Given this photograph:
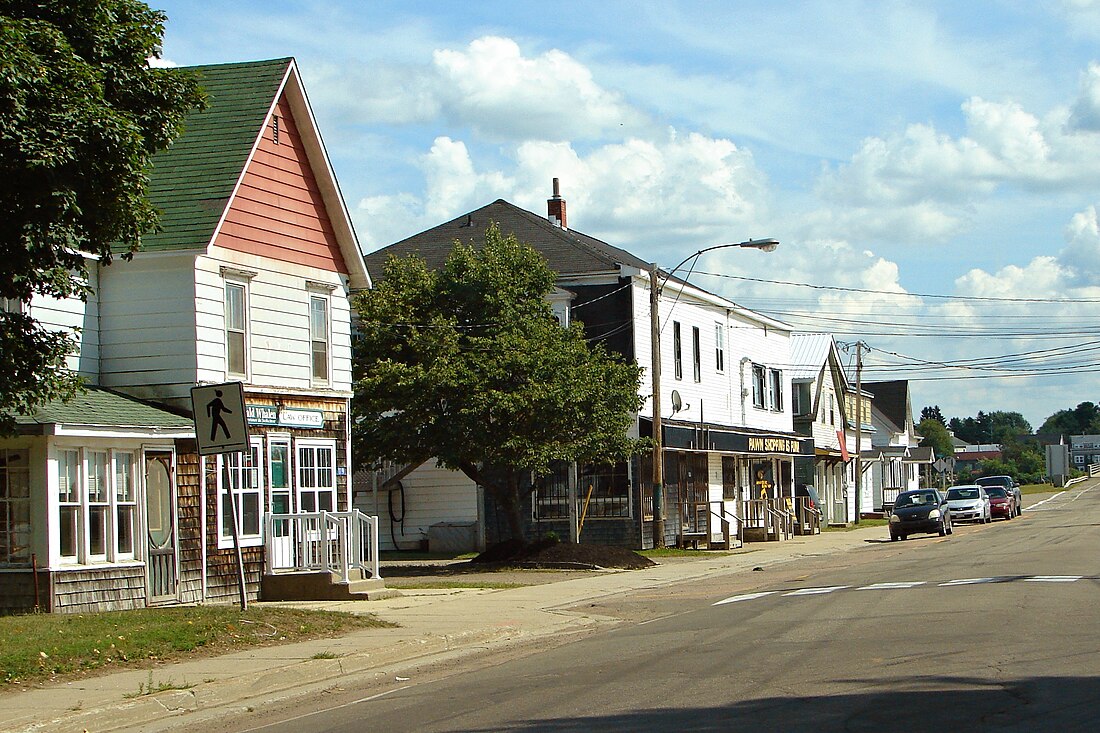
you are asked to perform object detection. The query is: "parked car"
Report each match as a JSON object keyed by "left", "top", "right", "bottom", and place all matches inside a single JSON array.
[
  {"left": 889, "top": 489, "right": 952, "bottom": 541},
  {"left": 982, "top": 486, "right": 1017, "bottom": 520},
  {"left": 945, "top": 485, "right": 991, "bottom": 524},
  {"left": 975, "top": 475, "right": 1023, "bottom": 517}
]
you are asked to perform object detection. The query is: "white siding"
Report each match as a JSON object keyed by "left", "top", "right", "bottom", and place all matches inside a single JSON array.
[
  {"left": 195, "top": 248, "right": 354, "bottom": 394},
  {"left": 97, "top": 252, "right": 198, "bottom": 405},
  {"left": 630, "top": 274, "right": 794, "bottom": 434},
  {"left": 353, "top": 463, "right": 478, "bottom": 552},
  {"left": 26, "top": 267, "right": 100, "bottom": 379}
]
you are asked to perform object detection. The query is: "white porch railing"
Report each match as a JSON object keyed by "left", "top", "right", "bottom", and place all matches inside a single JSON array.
[{"left": 264, "top": 510, "right": 381, "bottom": 582}]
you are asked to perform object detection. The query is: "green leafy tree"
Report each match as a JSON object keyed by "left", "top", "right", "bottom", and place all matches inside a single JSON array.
[
  {"left": 352, "top": 225, "right": 646, "bottom": 543},
  {"left": 986, "top": 411, "right": 1032, "bottom": 442},
  {"left": 1039, "top": 401, "right": 1100, "bottom": 436},
  {"left": 0, "top": 1, "right": 203, "bottom": 432},
  {"left": 918, "top": 417, "right": 953, "bottom": 458}
]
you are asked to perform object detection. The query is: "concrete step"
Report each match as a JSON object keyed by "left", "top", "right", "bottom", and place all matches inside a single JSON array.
[{"left": 261, "top": 570, "right": 401, "bottom": 602}]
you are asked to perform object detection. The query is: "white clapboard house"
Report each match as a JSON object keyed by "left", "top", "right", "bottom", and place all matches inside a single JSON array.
[
  {"left": 359, "top": 183, "right": 814, "bottom": 551},
  {"left": 0, "top": 58, "right": 376, "bottom": 613}
]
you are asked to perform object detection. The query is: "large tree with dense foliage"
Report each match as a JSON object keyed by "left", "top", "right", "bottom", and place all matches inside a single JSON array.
[
  {"left": 1038, "top": 401, "right": 1100, "bottom": 437},
  {"left": 352, "top": 225, "right": 646, "bottom": 542},
  {"left": 918, "top": 417, "right": 953, "bottom": 458},
  {"left": 0, "top": 1, "right": 203, "bottom": 432},
  {"left": 920, "top": 405, "right": 946, "bottom": 425},
  {"left": 949, "top": 410, "right": 1031, "bottom": 445}
]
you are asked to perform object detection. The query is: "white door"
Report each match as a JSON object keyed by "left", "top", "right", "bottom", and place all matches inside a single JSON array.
[
  {"left": 267, "top": 438, "right": 294, "bottom": 569},
  {"left": 144, "top": 450, "right": 177, "bottom": 603}
]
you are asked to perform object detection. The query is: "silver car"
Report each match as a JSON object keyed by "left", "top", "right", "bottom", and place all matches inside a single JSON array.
[{"left": 945, "top": 485, "right": 991, "bottom": 523}]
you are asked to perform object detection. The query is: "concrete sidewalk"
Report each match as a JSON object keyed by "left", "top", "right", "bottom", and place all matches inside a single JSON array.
[{"left": 0, "top": 515, "right": 981, "bottom": 733}]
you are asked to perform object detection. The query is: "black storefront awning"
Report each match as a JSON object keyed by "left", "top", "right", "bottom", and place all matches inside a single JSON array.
[{"left": 639, "top": 417, "right": 814, "bottom": 456}]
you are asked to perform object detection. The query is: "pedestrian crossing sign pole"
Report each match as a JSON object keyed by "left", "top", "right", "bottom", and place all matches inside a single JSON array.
[{"left": 190, "top": 382, "right": 251, "bottom": 610}]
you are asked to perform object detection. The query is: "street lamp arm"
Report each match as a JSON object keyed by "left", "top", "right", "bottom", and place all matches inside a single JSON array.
[{"left": 658, "top": 238, "right": 780, "bottom": 289}]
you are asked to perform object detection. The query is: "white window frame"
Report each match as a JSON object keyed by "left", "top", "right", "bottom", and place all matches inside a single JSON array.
[
  {"left": 224, "top": 277, "right": 250, "bottom": 380},
  {"left": 295, "top": 438, "right": 337, "bottom": 514},
  {"left": 673, "top": 321, "right": 683, "bottom": 380},
  {"left": 1, "top": 297, "right": 23, "bottom": 314},
  {"left": 54, "top": 447, "right": 138, "bottom": 565},
  {"left": 57, "top": 448, "right": 81, "bottom": 564},
  {"left": 692, "top": 326, "right": 701, "bottom": 383},
  {"left": 114, "top": 451, "right": 137, "bottom": 560},
  {"left": 217, "top": 438, "right": 265, "bottom": 549},
  {"left": 714, "top": 323, "right": 725, "bottom": 373},
  {"left": 751, "top": 363, "right": 766, "bottom": 409},
  {"left": 768, "top": 368, "right": 784, "bottom": 412},
  {"left": 309, "top": 293, "right": 331, "bottom": 385},
  {"left": 85, "top": 450, "right": 110, "bottom": 562}
]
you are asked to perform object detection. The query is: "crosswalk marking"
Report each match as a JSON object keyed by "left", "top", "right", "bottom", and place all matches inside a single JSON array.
[
  {"left": 714, "top": 591, "right": 776, "bottom": 605},
  {"left": 714, "top": 575, "right": 1088, "bottom": 607},
  {"left": 783, "top": 586, "right": 850, "bottom": 596},
  {"left": 857, "top": 581, "right": 926, "bottom": 590}
]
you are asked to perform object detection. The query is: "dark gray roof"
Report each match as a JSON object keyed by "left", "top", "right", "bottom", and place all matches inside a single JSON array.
[
  {"left": 363, "top": 199, "right": 653, "bottom": 280},
  {"left": 864, "top": 380, "right": 911, "bottom": 435}
]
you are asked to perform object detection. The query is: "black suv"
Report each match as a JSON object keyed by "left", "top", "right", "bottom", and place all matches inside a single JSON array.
[{"left": 975, "top": 475, "right": 1023, "bottom": 517}]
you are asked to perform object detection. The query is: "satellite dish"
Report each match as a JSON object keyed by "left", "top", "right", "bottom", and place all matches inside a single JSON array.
[{"left": 671, "top": 390, "right": 686, "bottom": 414}]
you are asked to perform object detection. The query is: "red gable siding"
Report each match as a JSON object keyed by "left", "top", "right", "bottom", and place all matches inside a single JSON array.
[{"left": 215, "top": 94, "right": 349, "bottom": 274}]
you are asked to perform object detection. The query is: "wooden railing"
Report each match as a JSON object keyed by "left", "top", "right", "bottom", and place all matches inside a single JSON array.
[{"left": 793, "top": 497, "right": 821, "bottom": 535}]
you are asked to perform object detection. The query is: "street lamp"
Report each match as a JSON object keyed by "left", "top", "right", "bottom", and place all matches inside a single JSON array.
[{"left": 649, "top": 238, "right": 779, "bottom": 548}]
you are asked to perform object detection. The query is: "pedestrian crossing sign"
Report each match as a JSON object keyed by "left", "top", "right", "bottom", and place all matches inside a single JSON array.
[{"left": 190, "top": 382, "right": 249, "bottom": 456}]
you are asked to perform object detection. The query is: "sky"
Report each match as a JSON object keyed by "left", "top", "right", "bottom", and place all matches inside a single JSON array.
[{"left": 152, "top": 0, "right": 1100, "bottom": 431}]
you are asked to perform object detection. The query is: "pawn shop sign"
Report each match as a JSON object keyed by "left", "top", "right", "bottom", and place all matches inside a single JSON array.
[{"left": 190, "top": 382, "right": 250, "bottom": 456}]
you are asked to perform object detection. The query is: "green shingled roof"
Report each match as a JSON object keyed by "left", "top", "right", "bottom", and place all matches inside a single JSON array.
[
  {"left": 16, "top": 387, "right": 195, "bottom": 431},
  {"left": 130, "top": 58, "right": 293, "bottom": 254}
]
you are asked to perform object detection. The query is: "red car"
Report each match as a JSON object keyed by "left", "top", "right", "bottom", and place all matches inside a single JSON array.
[{"left": 984, "top": 486, "right": 1017, "bottom": 520}]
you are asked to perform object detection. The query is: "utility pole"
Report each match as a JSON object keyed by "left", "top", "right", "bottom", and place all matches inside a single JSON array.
[
  {"left": 854, "top": 342, "right": 863, "bottom": 525},
  {"left": 650, "top": 264, "right": 665, "bottom": 547}
]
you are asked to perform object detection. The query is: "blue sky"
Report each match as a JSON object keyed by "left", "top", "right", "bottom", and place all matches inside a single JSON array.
[{"left": 154, "top": 1, "right": 1100, "bottom": 430}]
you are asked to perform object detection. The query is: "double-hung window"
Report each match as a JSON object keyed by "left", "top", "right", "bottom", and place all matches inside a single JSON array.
[
  {"left": 768, "top": 368, "right": 784, "bottom": 412},
  {"left": 673, "top": 321, "right": 683, "bottom": 380},
  {"left": 692, "top": 326, "right": 701, "bottom": 383},
  {"left": 219, "top": 440, "right": 263, "bottom": 547},
  {"left": 714, "top": 323, "right": 725, "bottom": 373},
  {"left": 310, "top": 294, "right": 330, "bottom": 384},
  {"left": 1, "top": 448, "right": 31, "bottom": 566},
  {"left": 752, "top": 364, "right": 766, "bottom": 408},
  {"left": 55, "top": 448, "right": 137, "bottom": 563},
  {"left": 224, "top": 280, "right": 249, "bottom": 378},
  {"left": 297, "top": 440, "right": 336, "bottom": 513}
]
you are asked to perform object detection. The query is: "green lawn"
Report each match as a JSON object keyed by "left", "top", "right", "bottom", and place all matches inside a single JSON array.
[
  {"left": 1021, "top": 483, "right": 1065, "bottom": 495},
  {"left": 0, "top": 605, "right": 391, "bottom": 686}
]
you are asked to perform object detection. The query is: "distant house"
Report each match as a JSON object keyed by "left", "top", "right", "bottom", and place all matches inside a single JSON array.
[
  {"left": 953, "top": 443, "right": 1003, "bottom": 474},
  {"left": 859, "top": 380, "right": 931, "bottom": 513},
  {"left": 1068, "top": 435, "right": 1100, "bottom": 470},
  {"left": 789, "top": 333, "right": 857, "bottom": 525},
  {"left": 0, "top": 58, "right": 372, "bottom": 613},
  {"left": 360, "top": 184, "right": 813, "bottom": 550}
]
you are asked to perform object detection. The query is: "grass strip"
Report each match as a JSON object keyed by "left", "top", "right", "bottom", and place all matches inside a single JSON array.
[{"left": 1, "top": 605, "right": 391, "bottom": 686}]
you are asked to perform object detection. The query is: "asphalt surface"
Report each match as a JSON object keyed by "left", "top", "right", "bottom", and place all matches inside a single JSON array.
[{"left": 1, "top": 485, "right": 1092, "bottom": 733}]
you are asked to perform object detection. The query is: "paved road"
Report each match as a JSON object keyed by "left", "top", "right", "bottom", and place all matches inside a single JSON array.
[{"left": 231, "top": 488, "right": 1100, "bottom": 732}]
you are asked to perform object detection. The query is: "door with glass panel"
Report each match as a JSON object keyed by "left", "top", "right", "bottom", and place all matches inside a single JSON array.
[
  {"left": 297, "top": 442, "right": 336, "bottom": 569},
  {"left": 267, "top": 438, "right": 294, "bottom": 569},
  {"left": 144, "top": 450, "right": 177, "bottom": 603}
]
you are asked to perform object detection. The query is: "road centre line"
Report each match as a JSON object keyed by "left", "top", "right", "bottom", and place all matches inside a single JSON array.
[
  {"left": 1023, "top": 575, "right": 1083, "bottom": 582},
  {"left": 714, "top": 591, "right": 775, "bottom": 605},
  {"left": 857, "top": 582, "right": 926, "bottom": 590},
  {"left": 939, "top": 578, "right": 1001, "bottom": 586},
  {"left": 783, "top": 586, "right": 850, "bottom": 596}
]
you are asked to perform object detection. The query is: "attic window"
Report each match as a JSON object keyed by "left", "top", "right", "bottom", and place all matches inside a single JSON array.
[{"left": 272, "top": 115, "right": 279, "bottom": 145}]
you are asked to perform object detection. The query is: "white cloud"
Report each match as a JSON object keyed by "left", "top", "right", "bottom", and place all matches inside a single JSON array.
[
  {"left": 1068, "top": 62, "right": 1100, "bottom": 131},
  {"left": 326, "top": 36, "right": 650, "bottom": 142},
  {"left": 355, "top": 129, "right": 771, "bottom": 256}
]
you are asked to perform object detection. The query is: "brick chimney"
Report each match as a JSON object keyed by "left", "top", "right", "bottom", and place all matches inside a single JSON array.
[{"left": 547, "top": 178, "right": 567, "bottom": 229}]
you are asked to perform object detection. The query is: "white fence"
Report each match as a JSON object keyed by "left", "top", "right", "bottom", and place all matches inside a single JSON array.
[{"left": 264, "top": 510, "right": 381, "bottom": 582}]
